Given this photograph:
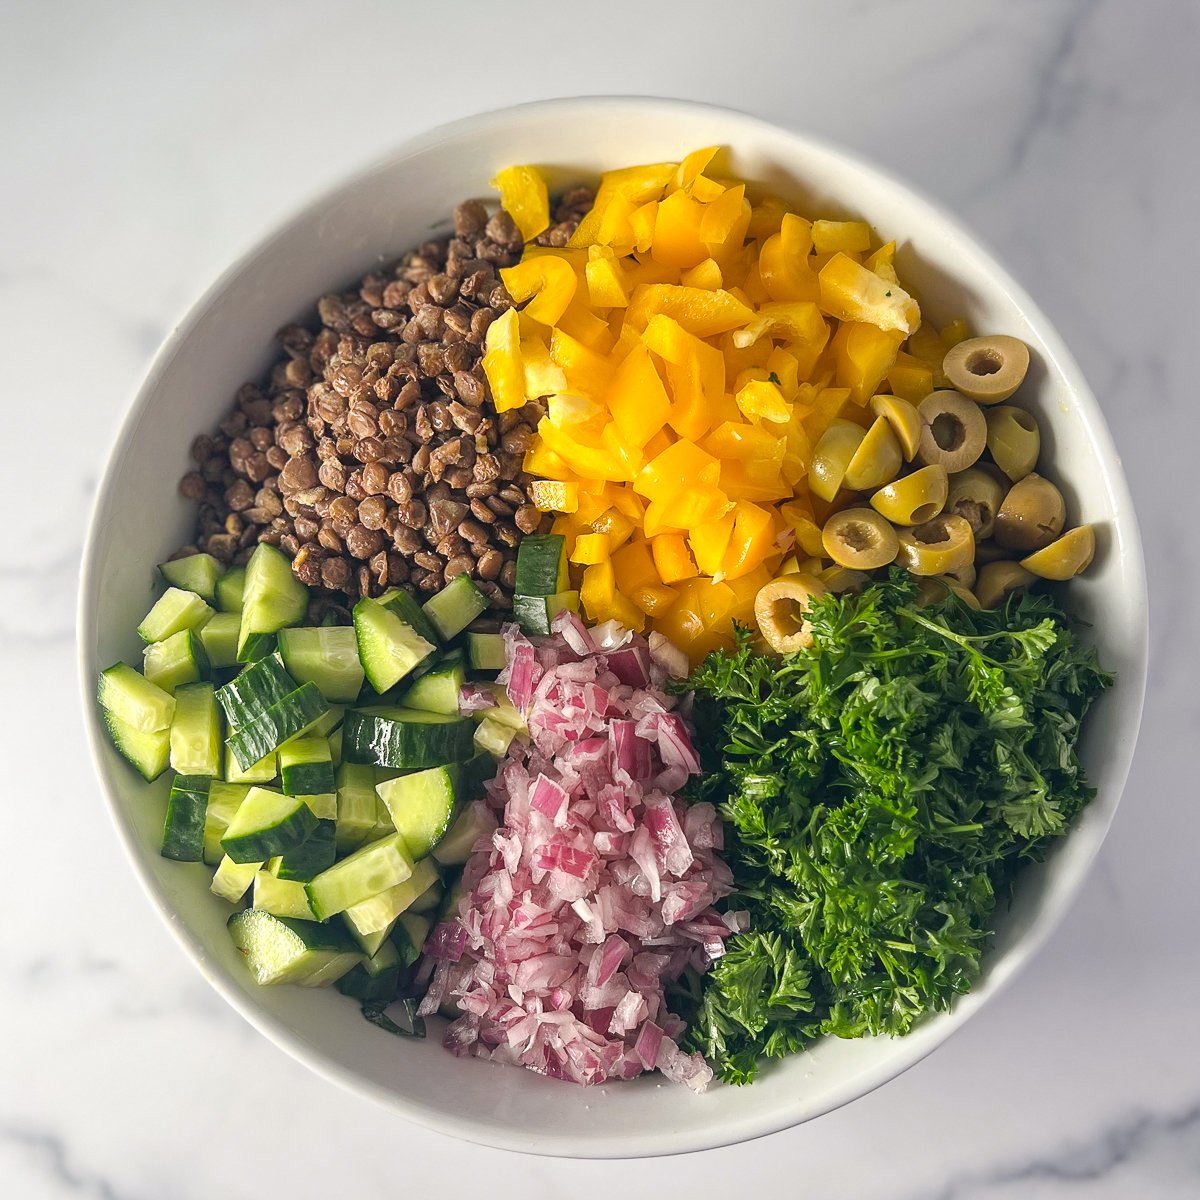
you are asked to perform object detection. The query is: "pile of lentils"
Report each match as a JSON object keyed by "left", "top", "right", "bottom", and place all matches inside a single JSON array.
[{"left": 176, "top": 188, "right": 594, "bottom": 614}]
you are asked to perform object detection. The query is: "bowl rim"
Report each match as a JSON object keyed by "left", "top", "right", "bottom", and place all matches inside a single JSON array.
[{"left": 77, "top": 94, "right": 1148, "bottom": 1158}]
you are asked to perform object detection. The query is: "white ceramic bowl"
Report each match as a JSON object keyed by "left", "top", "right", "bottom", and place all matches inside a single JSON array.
[{"left": 79, "top": 97, "right": 1147, "bottom": 1158}]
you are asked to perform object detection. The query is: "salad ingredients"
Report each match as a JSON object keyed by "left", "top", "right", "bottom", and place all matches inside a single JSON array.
[
  {"left": 418, "top": 613, "right": 738, "bottom": 1090},
  {"left": 752, "top": 575, "right": 826, "bottom": 653},
  {"left": 942, "top": 334, "right": 1030, "bottom": 404},
  {"left": 670, "top": 575, "right": 1111, "bottom": 1084}
]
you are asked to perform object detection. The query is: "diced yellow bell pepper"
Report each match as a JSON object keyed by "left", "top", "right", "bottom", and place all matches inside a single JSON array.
[
  {"left": 765, "top": 347, "right": 800, "bottom": 400},
  {"left": 941, "top": 318, "right": 971, "bottom": 348},
  {"left": 590, "top": 508, "right": 635, "bottom": 552},
  {"left": 675, "top": 146, "right": 720, "bottom": 189},
  {"left": 607, "top": 342, "right": 671, "bottom": 448},
  {"left": 630, "top": 584, "right": 678, "bottom": 616},
  {"left": 700, "top": 184, "right": 751, "bottom": 261},
  {"left": 490, "top": 165, "right": 550, "bottom": 242},
  {"left": 556, "top": 299, "right": 615, "bottom": 353},
  {"left": 570, "top": 532, "right": 611, "bottom": 565},
  {"left": 538, "top": 419, "right": 634, "bottom": 482},
  {"left": 482, "top": 307, "right": 526, "bottom": 413},
  {"left": 832, "top": 321, "right": 906, "bottom": 405},
  {"left": 612, "top": 539, "right": 658, "bottom": 594},
  {"left": 732, "top": 300, "right": 831, "bottom": 357},
  {"left": 626, "top": 284, "right": 754, "bottom": 338},
  {"left": 521, "top": 335, "right": 567, "bottom": 398},
  {"left": 886, "top": 350, "right": 934, "bottom": 402},
  {"left": 623, "top": 254, "right": 678, "bottom": 289},
  {"left": 719, "top": 502, "right": 776, "bottom": 581},
  {"left": 597, "top": 194, "right": 637, "bottom": 253},
  {"left": 864, "top": 240, "right": 898, "bottom": 284},
  {"left": 574, "top": 483, "right": 613, "bottom": 525},
  {"left": 580, "top": 558, "right": 615, "bottom": 614},
  {"left": 680, "top": 258, "right": 723, "bottom": 290},
  {"left": 719, "top": 462, "right": 790, "bottom": 503},
  {"left": 547, "top": 391, "right": 604, "bottom": 431},
  {"left": 801, "top": 385, "right": 853, "bottom": 444},
  {"left": 817, "top": 253, "right": 920, "bottom": 336},
  {"left": 701, "top": 420, "right": 782, "bottom": 462},
  {"left": 651, "top": 190, "right": 708, "bottom": 269},
  {"left": 735, "top": 378, "right": 791, "bottom": 423},
  {"left": 812, "top": 219, "right": 872, "bottom": 255},
  {"left": 550, "top": 327, "right": 615, "bottom": 397},
  {"left": 634, "top": 438, "right": 720, "bottom": 503},
  {"left": 780, "top": 499, "right": 826, "bottom": 558},
  {"left": 690, "top": 176, "right": 725, "bottom": 203},
  {"left": 628, "top": 201, "right": 659, "bottom": 254},
  {"left": 643, "top": 486, "right": 732, "bottom": 538},
  {"left": 651, "top": 533, "right": 698, "bottom": 584},
  {"left": 568, "top": 162, "right": 675, "bottom": 249},
  {"left": 607, "top": 484, "right": 646, "bottom": 523},
  {"left": 523, "top": 437, "right": 572, "bottom": 481},
  {"left": 585, "top": 245, "right": 630, "bottom": 308},
  {"left": 759, "top": 213, "right": 819, "bottom": 303},
  {"left": 550, "top": 513, "right": 583, "bottom": 543},
  {"left": 907, "top": 323, "right": 952, "bottom": 388},
  {"left": 726, "top": 563, "right": 773, "bottom": 624},
  {"left": 529, "top": 479, "right": 579, "bottom": 514},
  {"left": 746, "top": 195, "right": 787, "bottom": 240},
  {"left": 688, "top": 513, "right": 736, "bottom": 577}
]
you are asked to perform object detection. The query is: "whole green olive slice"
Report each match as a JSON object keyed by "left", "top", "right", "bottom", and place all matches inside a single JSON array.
[
  {"left": 754, "top": 574, "right": 826, "bottom": 653},
  {"left": 896, "top": 513, "right": 975, "bottom": 576},
  {"left": 942, "top": 335, "right": 1030, "bottom": 404},
  {"left": 994, "top": 472, "right": 1066, "bottom": 552},
  {"left": 870, "top": 464, "right": 949, "bottom": 526},
  {"left": 809, "top": 419, "right": 866, "bottom": 503},
  {"left": 821, "top": 507, "right": 900, "bottom": 570},
  {"left": 917, "top": 390, "right": 987, "bottom": 473},
  {"left": 1020, "top": 525, "right": 1096, "bottom": 580},
  {"left": 843, "top": 416, "right": 903, "bottom": 492},
  {"left": 870, "top": 393, "right": 922, "bottom": 461}
]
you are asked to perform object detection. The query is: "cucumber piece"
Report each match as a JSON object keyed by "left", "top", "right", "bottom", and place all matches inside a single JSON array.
[
  {"left": 169, "top": 682, "right": 222, "bottom": 776},
  {"left": 97, "top": 662, "right": 175, "bottom": 733},
  {"left": 342, "top": 858, "right": 440, "bottom": 938},
  {"left": 433, "top": 800, "right": 499, "bottom": 866},
  {"left": 512, "top": 589, "right": 580, "bottom": 637},
  {"left": 158, "top": 554, "right": 222, "bottom": 605},
  {"left": 378, "top": 587, "right": 441, "bottom": 646},
  {"left": 392, "top": 912, "right": 432, "bottom": 965},
  {"left": 224, "top": 683, "right": 330, "bottom": 771},
  {"left": 204, "top": 781, "right": 248, "bottom": 864},
  {"left": 277, "top": 625, "right": 365, "bottom": 703},
  {"left": 328, "top": 724, "right": 343, "bottom": 766},
  {"left": 278, "top": 736, "right": 336, "bottom": 798},
  {"left": 376, "top": 767, "right": 458, "bottom": 860},
  {"left": 216, "top": 566, "right": 246, "bottom": 613},
  {"left": 514, "top": 533, "right": 568, "bottom": 596},
  {"left": 239, "top": 633, "right": 278, "bottom": 663},
  {"left": 274, "top": 818, "right": 336, "bottom": 881},
  {"left": 458, "top": 751, "right": 498, "bottom": 799},
  {"left": 216, "top": 655, "right": 298, "bottom": 728},
  {"left": 407, "top": 880, "right": 444, "bottom": 914},
  {"left": 101, "top": 710, "right": 171, "bottom": 781},
  {"left": 160, "top": 775, "right": 209, "bottom": 861},
  {"left": 335, "top": 763, "right": 378, "bottom": 852},
  {"left": 305, "top": 832, "right": 414, "bottom": 921},
  {"left": 199, "top": 611, "right": 241, "bottom": 669},
  {"left": 467, "top": 631, "right": 507, "bottom": 672},
  {"left": 307, "top": 704, "right": 344, "bottom": 740},
  {"left": 342, "top": 707, "right": 475, "bottom": 770},
  {"left": 252, "top": 869, "right": 315, "bottom": 920},
  {"left": 225, "top": 750, "right": 276, "bottom": 785},
  {"left": 220, "top": 785, "right": 319, "bottom": 864},
  {"left": 228, "top": 909, "right": 361, "bottom": 986},
  {"left": 237, "top": 543, "right": 308, "bottom": 662},
  {"left": 474, "top": 714, "right": 518, "bottom": 759},
  {"left": 143, "top": 629, "right": 210, "bottom": 694},
  {"left": 465, "top": 683, "right": 526, "bottom": 732},
  {"left": 353, "top": 597, "right": 437, "bottom": 693},
  {"left": 335, "top": 943, "right": 403, "bottom": 1001},
  {"left": 399, "top": 652, "right": 466, "bottom": 716},
  {"left": 421, "top": 574, "right": 487, "bottom": 642},
  {"left": 211, "top": 855, "right": 260, "bottom": 903},
  {"left": 137, "top": 587, "right": 214, "bottom": 644},
  {"left": 343, "top": 917, "right": 398, "bottom": 960}
]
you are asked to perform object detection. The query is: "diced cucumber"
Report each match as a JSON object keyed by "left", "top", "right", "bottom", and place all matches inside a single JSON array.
[
  {"left": 399, "top": 652, "right": 466, "bottom": 716},
  {"left": 160, "top": 774, "right": 209, "bottom": 861},
  {"left": 433, "top": 800, "right": 499, "bottom": 866},
  {"left": 335, "top": 945, "right": 403, "bottom": 1001},
  {"left": 138, "top": 587, "right": 214, "bottom": 644},
  {"left": 353, "top": 597, "right": 437, "bottom": 693},
  {"left": 216, "top": 566, "right": 246, "bottom": 613},
  {"left": 216, "top": 655, "right": 298, "bottom": 729},
  {"left": 370, "top": 794, "right": 397, "bottom": 841},
  {"left": 102, "top": 710, "right": 171, "bottom": 781},
  {"left": 421, "top": 574, "right": 487, "bottom": 642},
  {"left": 378, "top": 587, "right": 441, "bottom": 646},
  {"left": 169, "top": 682, "right": 222, "bottom": 776},
  {"left": 343, "top": 916, "right": 398, "bottom": 959},
  {"left": 97, "top": 662, "right": 175, "bottom": 734},
  {"left": 407, "top": 880, "right": 444, "bottom": 913},
  {"left": 239, "top": 633, "right": 278, "bottom": 662},
  {"left": 392, "top": 912, "right": 432, "bottom": 965},
  {"left": 237, "top": 543, "right": 308, "bottom": 661},
  {"left": 158, "top": 554, "right": 222, "bottom": 605},
  {"left": 273, "top": 818, "right": 337, "bottom": 881},
  {"left": 474, "top": 714, "right": 518, "bottom": 759},
  {"left": 467, "top": 631, "right": 507, "bottom": 672},
  {"left": 342, "top": 706, "right": 475, "bottom": 769},
  {"left": 252, "top": 869, "right": 315, "bottom": 920},
  {"left": 514, "top": 533, "right": 569, "bottom": 596},
  {"left": 512, "top": 589, "right": 580, "bottom": 637},
  {"left": 211, "top": 855, "right": 260, "bottom": 903},
  {"left": 343, "top": 858, "right": 440, "bottom": 939},
  {"left": 143, "top": 628, "right": 209, "bottom": 694},
  {"left": 220, "top": 785, "right": 319, "bottom": 864},
  {"left": 203, "top": 781, "right": 248, "bottom": 864},
  {"left": 305, "top": 832, "right": 414, "bottom": 921},
  {"left": 307, "top": 704, "right": 344, "bottom": 740},
  {"left": 376, "top": 767, "right": 458, "bottom": 860},
  {"left": 227, "top": 910, "right": 361, "bottom": 987},
  {"left": 277, "top": 625, "right": 365, "bottom": 703},
  {"left": 224, "top": 683, "right": 330, "bottom": 770},
  {"left": 465, "top": 683, "right": 526, "bottom": 732},
  {"left": 199, "top": 611, "right": 241, "bottom": 668},
  {"left": 458, "top": 751, "right": 498, "bottom": 800},
  {"left": 225, "top": 750, "right": 276, "bottom": 784},
  {"left": 335, "top": 763, "right": 378, "bottom": 852},
  {"left": 279, "top": 735, "right": 336, "bottom": 798}
]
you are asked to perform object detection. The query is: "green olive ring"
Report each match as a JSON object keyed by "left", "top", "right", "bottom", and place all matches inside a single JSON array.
[
  {"left": 994, "top": 472, "right": 1066, "bottom": 552},
  {"left": 754, "top": 574, "right": 827, "bottom": 653},
  {"left": 945, "top": 466, "right": 1008, "bottom": 541},
  {"left": 917, "top": 390, "right": 988, "bottom": 473},
  {"left": 809, "top": 418, "right": 867, "bottom": 503},
  {"left": 821, "top": 507, "right": 900, "bottom": 570},
  {"left": 915, "top": 576, "right": 982, "bottom": 610},
  {"left": 975, "top": 560, "right": 1036, "bottom": 608},
  {"left": 942, "top": 335, "right": 1030, "bottom": 404},
  {"left": 986, "top": 405, "right": 1041, "bottom": 482},
  {"left": 896, "top": 514, "right": 976, "bottom": 576},
  {"left": 870, "top": 464, "right": 949, "bottom": 526},
  {"left": 816, "top": 564, "right": 871, "bottom": 594},
  {"left": 870, "top": 393, "right": 922, "bottom": 461},
  {"left": 844, "top": 416, "right": 903, "bottom": 492},
  {"left": 1020, "top": 525, "right": 1096, "bottom": 580}
]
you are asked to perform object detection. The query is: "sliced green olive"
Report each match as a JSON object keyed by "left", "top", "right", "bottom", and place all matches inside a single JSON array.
[
  {"left": 816, "top": 564, "right": 871, "bottom": 593},
  {"left": 843, "top": 416, "right": 903, "bottom": 492},
  {"left": 915, "top": 576, "right": 981, "bottom": 610},
  {"left": 896, "top": 514, "right": 975, "bottom": 576},
  {"left": 944, "top": 560, "right": 977, "bottom": 590},
  {"left": 986, "top": 406, "right": 1041, "bottom": 481},
  {"left": 1020, "top": 525, "right": 1096, "bottom": 580},
  {"left": 917, "top": 390, "right": 987, "bottom": 473},
  {"left": 942, "top": 335, "right": 1030, "bottom": 404},
  {"left": 945, "top": 465, "right": 1008, "bottom": 540},
  {"left": 975, "top": 560, "right": 1036, "bottom": 608},
  {"left": 809, "top": 418, "right": 866, "bottom": 503},
  {"left": 994, "top": 473, "right": 1066, "bottom": 552},
  {"left": 870, "top": 394, "right": 922, "bottom": 461},
  {"left": 821, "top": 507, "right": 900, "bottom": 570},
  {"left": 754, "top": 574, "right": 826, "bottom": 652},
  {"left": 973, "top": 538, "right": 1010, "bottom": 565},
  {"left": 870, "top": 464, "right": 949, "bottom": 526}
]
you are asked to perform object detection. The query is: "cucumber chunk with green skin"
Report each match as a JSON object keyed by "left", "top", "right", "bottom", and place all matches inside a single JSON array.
[
  {"left": 102, "top": 708, "right": 171, "bottom": 780},
  {"left": 343, "top": 917, "right": 398, "bottom": 959},
  {"left": 306, "top": 704, "right": 344, "bottom": 740},
  {"left": 305, "top": 832, "right": 414, "bottom": 921},
  {"left": 98, "top": 662, "right": 175, "bottom": 733},
  {"left": 474, "top": 714, "right": 518, "bottom": 759},
  {"left": 158, "top": 554, "right": 223, "bottom": 605},
  {"left": 199, "top": 611, "right": 241, "bottom": 668},
  {"left": 277, "top": 625, "right": 365, "bottom": 703},
  {"left": 406, "top": 881, "right": 444, "bottom": 914},
  {"left": 335, "top": 762, "right": 378, "bottom": 852},
  {"left": 273, "top": 818, "right": 337, "bottom": 881},
  {"left": 353, "top": 597, "right": 437, "bottom": 693},
  {"left": 138, "top": 587, "right": 215, "bottom": 644},
  {"left": 278, "top": 736, "right": 336, "bottom": 798},
  {"left": 237, "top": 543, "right": 308, "bottom": 661},
  {"left": 399, "top": 652, "right": 466, "bottom": 716},
  {"left": 378, "top": 587, "right": 441, "bottom": 646},
  {"left": 458, "top": 751, "right": 499, "bottom": 800},
  {"left": 252, "top": 869, "right": 315, "bottom": 920},
  {"left": 514, "top": 533, "right": 569, "bottom": 596},
  {"left": 328, "top": 725, "right": 343, "bottom": 766},
  {"left": 238, "top": 632, "right": 278, "bottom": 663},
  {"left": 335, "top": 938, "right": 404, "bottom": 1001},
  {"left": 161, "top": 775, "right": 210, "bottom": 861},
  {"left": 211, "top": 855, "right": 260, "bottom": 903},
  {"left": 225, "top": 750, "right": 276, "bottom": 785},
  {"left": 203, "top": 781, "right": 249, "bottom": 864},
  {"left": 215, "top": 566, "right": 246, "bottom": 613},
  {"left": 433, "top": 800, "right": 499, "bottom": 866},
  {"left": 169, "top": 683, "right": 222, "bottom": 776},
  {"left": 512, "top": 589, "right": 581, "bottom": 637},
  {"left": 421, "top": 574, "right": 488, "bottom": 642},
  {"left": 342, "top": 857, "right": 440, "bottom": 938},
  {"left": 224, "top": 683, "right": 330, "bottom": 770},
  {"left": 220, "top": 785, "right": 319, "bottom": 864},
  {"left": 392, "top": 912, "right": 432, "bottom": 965},
  {"left": 143, "top": 629, "right": 210, "bottom": 694},
  {"left": 227, "top": 909, "right": 361, "bottom": 987},
  {"left": 342, "top": 707, "right": 475, "bottom": 769},
  {"left": 467, "top": 632, "right": 507, "bottom": 672},
  {"left": 465, "top": 684, "right": 526, "bottom": 732},
  {"left": 376, "top": 767, "right": 458, "bottom": 860}
]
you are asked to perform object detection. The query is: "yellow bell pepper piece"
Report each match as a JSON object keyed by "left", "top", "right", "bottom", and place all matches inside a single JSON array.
[
  {"left": 817, "top": 253, "right": 920, "bottom": 336},
  {"left": 529, "top": 479, "right": 579, "bottom": 514},
  {"left": 701, "top": 420, "right": 781, "bottom": 462},
  {"left": 691, "top": 176, "right": 725, "bottom": 203},
  {"left": 812, "top": 219, "right": 872, "bottom": 255},
  {"left": 490, "top": 165, "right": 550, "bottom": 242},
  {"left": 719, "top": 502, "right": 776, "bottom": 581},
  {"left": 759, "top": 214, "right": 819, "bottom": 303},
  {"left": 832, "top": 322, "right": 906, "bottom": 406},
  {"left": 590, "top": 508, "right": 635, "bottom": 552},
  {"left": 675, "top": 146, "right": 720, "bottom": 189},
  {"left": 652, "top": 189, "right": 709, "bottom": 269},
  {"left": 521, "top": 336, "right": 567, "bottom": 398},
  {"left": 597, "top": 194, "right": 638, "bottom": 253},
  {"left": 482, "top": 308, "right": 526, "bottom": 413},
  {"left": 732, "top": 300, "right": 831, "bottom": 356},
  {"left": 886, "top": 350, "right": 934, "bottom": 402},
  {"left": 651, "top": 534, "right": 698, "bottom": 584},
  {"left": 547, "top": 391, "right": 603, "bottom": 431},
  {"left": 780, "top": 500, "right": 826, "bottom": 558},
  {"left": 680, "top": 258, "right": 723, "bottom": 290},
  {"left": 643, "top": 487, "right": 732, "bottom": 538},
  {"left": 700, "top": 184, "right": 751, "bottom": 261},
  {"left": 606, "top": 342, "right": 671, "bottom": 448},
  {"left": 538, "top": 419, "right": 635, "bottom": 482},
  {"left": 607, "top": 484, "right": 646, "bottom": 524},
  {"left": 568, "top": 162, "right": 675, "bottom": 249},
  {"left": 580, "top": 559, "right": 615, "bottom": 614},
  {"left": 523, "top": 436, "right": 572, "bottom": 481},
  {"left": 626, "top": 284, "right": 754, "bottom": 338},
  {"left": 570, "top": 532, "right": 611, "bottom": 565},
  {"left": 765, "top": 347, "right": 800, "bottom": 400},
  {"left": 941, "top": 318, "right": 971, "bottom": 348},
  {"left": 585, "top": 245, "right": 630, "bottom": 308},
  {"left": 864, "top": 240, "right": 898, "bottom": 284},
  {"left": 628, "top": 202, "right": 659, "bottom": 254},
  {"left": 689, "top": 513, "right": 736, "bottom": 577},
  {"left": 550, "top": 327, "right": 615, "bottom": 397},
  {"left": 735, "top": 378, "right": 791, "bottom": 423},
  {"left": 801, "top": 386, "right": 853, "bottom": 444},
  {"left": 555, "top": 299, "right": 615, "bottom": 353},
  {"left": 630, "top": 584, "right": 679, "bottom": 616},
  {"left": 612, "top": 539, "right": 658, "bottom": 594},
  {"left": 634, "top": 438, "right": 720, "bottom": 504},
  {"left": 746, "top": 196, "right": 787, "bottom": 240}
]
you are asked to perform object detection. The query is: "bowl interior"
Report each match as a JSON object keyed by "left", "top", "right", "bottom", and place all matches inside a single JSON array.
[{"left": 80, "top": 98, "right": 1146, "bottom": 1158}]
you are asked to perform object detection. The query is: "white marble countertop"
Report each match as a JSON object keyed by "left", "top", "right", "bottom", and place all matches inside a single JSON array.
[{"left": 4, "top": 0, "right": 1198, "bottom": 1195}]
